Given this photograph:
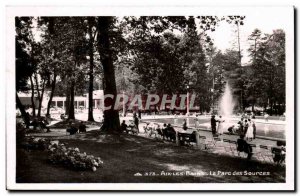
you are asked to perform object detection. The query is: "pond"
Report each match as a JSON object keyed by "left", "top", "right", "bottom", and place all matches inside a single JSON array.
[{"left": 146, "top": 117, "right": 285, "bottom": 140}]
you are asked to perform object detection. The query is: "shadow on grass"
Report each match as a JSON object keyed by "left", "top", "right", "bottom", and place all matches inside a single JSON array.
[
  {"left": 49, "top": 119, "right": 101, "bottom": 129},
  {"left": 17, "top": 130, "right": 286, "bottom": 183}
]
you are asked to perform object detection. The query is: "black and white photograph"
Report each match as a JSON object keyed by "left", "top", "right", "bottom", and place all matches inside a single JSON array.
[{"left": 5, "top": 6, "right": 295, "bottom": 191}]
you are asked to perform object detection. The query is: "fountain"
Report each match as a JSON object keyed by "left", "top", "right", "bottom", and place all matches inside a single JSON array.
[
  {"left": 219, "top": 82, "right": 235, "bottom": 117},
  {"left": 216, "top": 82, "right": 236, "bottom": 133}
]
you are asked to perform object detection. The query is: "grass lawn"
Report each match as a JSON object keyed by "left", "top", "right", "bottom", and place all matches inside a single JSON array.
[{"left": 16, "top": 130, "right": 285, "bottom": 183}]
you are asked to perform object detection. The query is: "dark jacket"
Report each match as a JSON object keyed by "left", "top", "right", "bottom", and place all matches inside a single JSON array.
[
  {"left": 237, "top": 138, "right": 251, "bottom": 153},
  {"left": 211, "top": 117, "right": 217, "bottom": 127},
  {"left": 121, "top": 123, "right": 127, "bottom": 131}
]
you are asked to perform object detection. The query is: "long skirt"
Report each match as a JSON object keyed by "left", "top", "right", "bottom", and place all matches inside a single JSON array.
[{"left": 246, "top": 126, "right": 254, "bottom": 139}]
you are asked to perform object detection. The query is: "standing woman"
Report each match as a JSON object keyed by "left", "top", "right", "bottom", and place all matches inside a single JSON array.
[
  {"left": 217, "top": 115, "right": 225, "bottom": 135},
  {"left": 245, "top": 119, "right": 254, "bottom": 141},
  {"left": 174, "top": 114, "right": 178, "bottom": 125}
]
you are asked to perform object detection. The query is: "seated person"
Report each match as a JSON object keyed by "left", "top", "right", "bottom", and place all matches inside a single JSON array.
[
  {"left": 184, "top": 131, "right": 197, "bottom": 144},
  {"left": 60, "top": 113, "right": 66, "bottom": 120},
  {"left": 166, "top": 124, "right": 176, "bottom": 141},
  {"left": 228, "top": 124, "right": 240, "bottom": 134},
  {"left": 30, "top": 118, "right": 39, "bottom": 130},
  {"left": 161, "top": 123, "right": 167, "bottom": 140},
  {"left": 227, "top": 125, "right": 234, "bottom": 134},
  {"left": 272, "top": 141, "right": 286, "bottom": 164},
  {"left": 237, "top": 135, "right": 253, "bottom": 160},
  {"left": 127, "top": 120, "right": 138, "bottom": 134},
  {"left": 156, "top": 126, "right": 164, "bottom": 138},
  {"left": 121, "top": 120, "right": 128, "bottom": 133},
  {"left": 66, "top": 121, "right": 78, "bottom": 135},
  {"left": 78, "top": 121, "right": 87, "bottom": 133},
  {"left": 40, "top": 118, "right": 50, "bottom": 132}
]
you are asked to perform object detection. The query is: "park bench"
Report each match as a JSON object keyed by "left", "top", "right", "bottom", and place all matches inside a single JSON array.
[
  {"left": 164, "top": 128, "right": 176, "bottom": 141},
  {"left": 178, "top": 131, "right": 197, "bottom": 146}
]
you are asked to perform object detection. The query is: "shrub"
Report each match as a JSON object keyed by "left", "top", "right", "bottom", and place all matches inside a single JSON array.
[{"left": 20, "top": 137, "right": 104, "bottom": 171}]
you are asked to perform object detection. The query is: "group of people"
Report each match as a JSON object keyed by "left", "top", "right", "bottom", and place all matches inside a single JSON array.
[
  {"left": 29, "top": 116, "right": 51, "bottom": 132},
  {"left": 211, "top": 114, "right": 256, "bottom": 141},
  {"left": 146, "top": 123, "right": 176, "bottom": 141},
  {"left": 235, "top": 117, "right": 256, "bottom": 141},
  {"left": 120, "top": 114, "right": 140, "bottom": 134},
  {"left": 210, "top": 114, "right": 257, "bottom": 160},
  {"left": 210, "top": 115, "right": 225, "bottom": 136},
  {"left": 161, "top": 123, "right": 177, "bottom": 141},
  {"left": 66, "top": 121, "right": 87, "bottom": 135}
]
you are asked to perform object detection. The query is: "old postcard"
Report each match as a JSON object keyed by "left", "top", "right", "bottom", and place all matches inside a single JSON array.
[{"left": 6, "top": 6, "right": 295, "bottom": 191}]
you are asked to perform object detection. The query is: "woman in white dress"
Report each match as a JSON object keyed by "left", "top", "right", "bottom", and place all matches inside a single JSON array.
[
  {"left": 174, "top": 114, "right": 178, "bottom": 125},
  {"left": 217, "top": 115, "right": 225, "bottom": 135},
  {"left": 245, "top": 119, "right": 254, "bottom": 141}
]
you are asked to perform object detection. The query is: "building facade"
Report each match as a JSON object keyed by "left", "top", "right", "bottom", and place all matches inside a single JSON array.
[{"left": 18, "top": 90, "right": 104, "bottom": 110}]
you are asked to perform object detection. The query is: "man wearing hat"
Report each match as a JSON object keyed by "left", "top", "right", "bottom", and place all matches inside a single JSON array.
[{"left": 211, "top": 115, "right": 218, "bottom": 136}]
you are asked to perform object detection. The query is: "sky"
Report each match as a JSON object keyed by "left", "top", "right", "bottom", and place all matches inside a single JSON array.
[
  {"left": 208, "top": 13, "right": 287, "bottom": 65},
  {"left": 32, "top": 13, "right": 287, "bottom": 66}
]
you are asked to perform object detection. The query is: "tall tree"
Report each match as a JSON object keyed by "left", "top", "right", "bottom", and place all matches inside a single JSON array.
[
  {"left": 15, "top": 17, "right": 35, "bottom": 126},
  {"left": 49, "top": 17, "right": 88, "bottom": 119},
  {"left": 87, "top": 17, "right": 97, "bottom": 121},
  {"left": 225, "top": 16, "right": 245, "bottom": 109},
  {"left": 38, "top": 17, "right": 61, "bottom": 117},
  {"left": 97, "top": 17, "right": 121, "bottom": 132},
  {"left": 249, "top": 30, "right": 285, "bottom": 114},
  {"left": 246, "top": 28, "right": 262, "bottom": 110}
]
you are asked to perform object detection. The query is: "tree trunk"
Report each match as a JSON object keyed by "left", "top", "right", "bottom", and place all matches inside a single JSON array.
[
  {"left": 68, "top": 81, "right": 75, "bottom": 120},
  {"left": 46, "top": 73, "right": 57, "bottom": 116},
  {"left": 65, "top": 82, "right": 70, "bottom": 115},
  {"left": 97, "top": 17, "right": 121, "bottom": 132},
  {"left": 37, "top": 79, "right": 46, "bottom": 117},
  {"left": 29, "top": 76, "right": 36, "bottom": 116},
  {"left": 16, "top": 93, "right": 30, "bottom": 127},
  {"left": 88, "top": 18, "right": 95, "bottom": 121},
  {"left": 34, "top": 72, "right": 43, "bottom": 117}
]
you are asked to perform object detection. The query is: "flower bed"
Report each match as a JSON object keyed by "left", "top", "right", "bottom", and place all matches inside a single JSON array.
[
  {"left": 21, "top": 137, "right": 104, "bottom": 171},
  {"left": 20, "top": 137, "right": 52, "bottom": 150}
]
